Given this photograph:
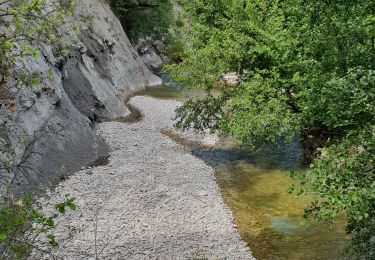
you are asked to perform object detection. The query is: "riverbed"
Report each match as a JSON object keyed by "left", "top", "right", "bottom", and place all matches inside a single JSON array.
[
  {"left": 139, "top": 83, "right": 350, "bottom": 260},
  {"left": 38, "top": 82, "right": 349, "bottom": 259},
  {"left": 38, "top": 96, "right": 252, "bottom": 259}
]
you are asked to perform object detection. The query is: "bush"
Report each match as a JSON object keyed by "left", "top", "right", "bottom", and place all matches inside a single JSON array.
[
  {"left": 166, "top": 34, "right": 185, "bottom": 63},
  {"left": 107, "top": 0, "right": 173, "bottom": 41},
  {"left": 0, "top": 196, "right": 76, "bottom": 259}
]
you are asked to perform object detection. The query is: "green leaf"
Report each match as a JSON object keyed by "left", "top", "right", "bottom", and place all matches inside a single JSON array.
[{"left": 0, "top": 233, "right": 7, "bottom": 241}]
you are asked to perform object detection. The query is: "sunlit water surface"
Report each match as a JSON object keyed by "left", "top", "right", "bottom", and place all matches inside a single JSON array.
[{"left": 139, "top": 79, "right": 350, "bottom": 260}]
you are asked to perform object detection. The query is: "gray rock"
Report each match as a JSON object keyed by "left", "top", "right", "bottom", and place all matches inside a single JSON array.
[
  {"left": 153, "top": 40, "right": 167, "bottom": 54},
  {"left": 79, "top": 46, "right": 88, "bottom": 54},
  {"left": 135, "top": 37, "right": 168, "bottom": 71},
  {"left": 1, "top": 0, "right": 162, "bottom": 194},
  {"left": 220, "top": 72, "right": 241, "bottom": 85}
]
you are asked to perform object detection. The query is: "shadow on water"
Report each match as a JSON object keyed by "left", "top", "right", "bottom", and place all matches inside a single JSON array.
[
  {"left": 191, "top": 138, "right": 302, "bottom": 171},
  {"left": 191, "top": 137, "right": 349, "bottom": 260},
  {"left": 140, "top": 80, "right": 350, "bottom": 260}
]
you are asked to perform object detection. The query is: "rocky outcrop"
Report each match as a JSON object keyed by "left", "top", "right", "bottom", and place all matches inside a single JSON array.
[
  {"left": 0, "top": 0, "right": 162, "bottom": 194},
  {"left": 136, "top": 36, "right": 169, "bottom": 71}
]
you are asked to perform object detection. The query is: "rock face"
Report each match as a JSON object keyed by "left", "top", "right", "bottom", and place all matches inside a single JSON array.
[
  {"left": 136, "top": 37, "right": 169, "bottom": 71},
  {"left": 0, "top": 0, "right": 162, "bottom": 194}
]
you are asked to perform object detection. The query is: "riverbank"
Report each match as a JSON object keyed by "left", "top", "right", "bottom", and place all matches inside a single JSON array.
[
  {"left": 137, "top": 86, "right": 350, "bottom": 260},
  {"left": 39, "top": 96, "right": 253, "bottom": 259}
]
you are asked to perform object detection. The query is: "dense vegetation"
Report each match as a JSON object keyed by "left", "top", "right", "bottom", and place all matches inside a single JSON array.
[
  {"left": 107, "top": 0, "right": 173, "bottom": 41},
  {"left": 108, "top": 0, "right": 186, "bottom": 63},
  {"left": 166, "top": 0, "right": 375, "bottom": 258},
  {"left": 0, "top": 196, "right": 76, "bottom": 259}
]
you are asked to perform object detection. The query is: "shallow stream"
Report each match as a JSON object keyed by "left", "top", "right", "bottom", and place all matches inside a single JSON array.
[{"left": 138, "top": 80, "right": 350, "bottom": 260}]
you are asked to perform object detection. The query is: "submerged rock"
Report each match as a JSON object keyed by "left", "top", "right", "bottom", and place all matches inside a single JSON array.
[{"left": 270, "top": 216, "right": 300, "bottom": 235}]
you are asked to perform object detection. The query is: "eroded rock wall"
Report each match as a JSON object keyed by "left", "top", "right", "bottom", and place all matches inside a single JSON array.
[{"left": 1, "top": 0, "right": 161, "bottom": 194}]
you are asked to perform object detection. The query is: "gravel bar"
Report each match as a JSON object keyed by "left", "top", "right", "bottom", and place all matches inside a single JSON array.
[{"left": 39, "top": 96, "right": 254, "bottom": 260}]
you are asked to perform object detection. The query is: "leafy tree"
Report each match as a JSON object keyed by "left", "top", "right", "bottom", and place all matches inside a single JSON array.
[
  {"left": 168, "top": 0, "right": 299, "bottom": 146},
  {"left": 293, "top": 126, "right": 374, "bottom": 258},
  {"left": 167, "top": 0, "right": 375, "bottom": 257},
  {"left": 107, "top": 0, "right": 173, "bottom": 40}
]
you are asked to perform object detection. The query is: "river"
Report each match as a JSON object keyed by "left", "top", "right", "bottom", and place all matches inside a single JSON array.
[{"left": 138, "top": 80, "right": 350, "bottom": 260}]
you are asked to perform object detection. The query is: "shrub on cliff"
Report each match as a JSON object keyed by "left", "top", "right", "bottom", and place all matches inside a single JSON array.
[
  {"left": 0, "top": 0, "right": 76, "bottom": 111},
  {"left": 0, "top": 1, "right": 78, "bottom": 258}
]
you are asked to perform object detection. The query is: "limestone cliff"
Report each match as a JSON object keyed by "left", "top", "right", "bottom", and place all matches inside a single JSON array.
[{"left": 1, "top": 0, "right": 162, "bottom": 194}]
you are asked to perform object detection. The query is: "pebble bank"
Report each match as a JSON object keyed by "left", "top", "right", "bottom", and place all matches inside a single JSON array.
[{"left": 39, "top": 96, "right": 254, "bottom": 260}]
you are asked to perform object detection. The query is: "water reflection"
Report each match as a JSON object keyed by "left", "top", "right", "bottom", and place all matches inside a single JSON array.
[{"left": 194, "top": 138, "right": 349, "bottom": 260}]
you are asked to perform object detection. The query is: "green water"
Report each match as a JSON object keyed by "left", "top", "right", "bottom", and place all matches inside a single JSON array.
[
  {"left": 137, "top": 85, "right": 210, "bottom": 101},
  {"left": 137, "top": 73, "right": 221, "bottom": 101},
  {"left": 139, "top": 81, "right": 350, "bottom": 260},
  {"left": 195, "top": 138, "right": 349, "bottom": 260}
]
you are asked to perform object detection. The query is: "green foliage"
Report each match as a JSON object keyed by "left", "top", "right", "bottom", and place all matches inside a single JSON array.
[
  {"left": 294, "top": 128, "right": 374, "bottom": 224},
  {"left": 0, "top": 0, "right": 75, "bottom": 66},
  {"left": 226, "top": 79, "right": 298, "bottom": 147},
  {"left": 174, "top": 92, "right": 228, "bottom": 133},
  {"left": 0, "top": 0, "right": 75, "bottom": 109},
  {"left": 166, "top": 0, "right": 299, "bottom": 146},
  {"left": 300, "top": 68, "right": 375, "bottom": 132},
  {"left": 108, "top": 0, "right": 140, "bottom": 13},
  {"left": 294, "top": 127, "right": 375, "bottom": 258},
  {"left": 55, "top": 198, "right": 76, "bottom": 214},
  {"left": 168, "top": 0, "right": 375, "bottom": 257},
  {"left": 166, "top": 34, "right": 185, "bottom": 63},
  {"left": 167, "top": 0, "right": 374, "bottom": 141},
  {"left": 107, "top": 0, "right": 173, "bottom": 41},
  {"left": 0, "top": 196, "right": 76, "bottom": 259},
  {"left": 347, "top": 215, "right": 375, "bottom": 259}
]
